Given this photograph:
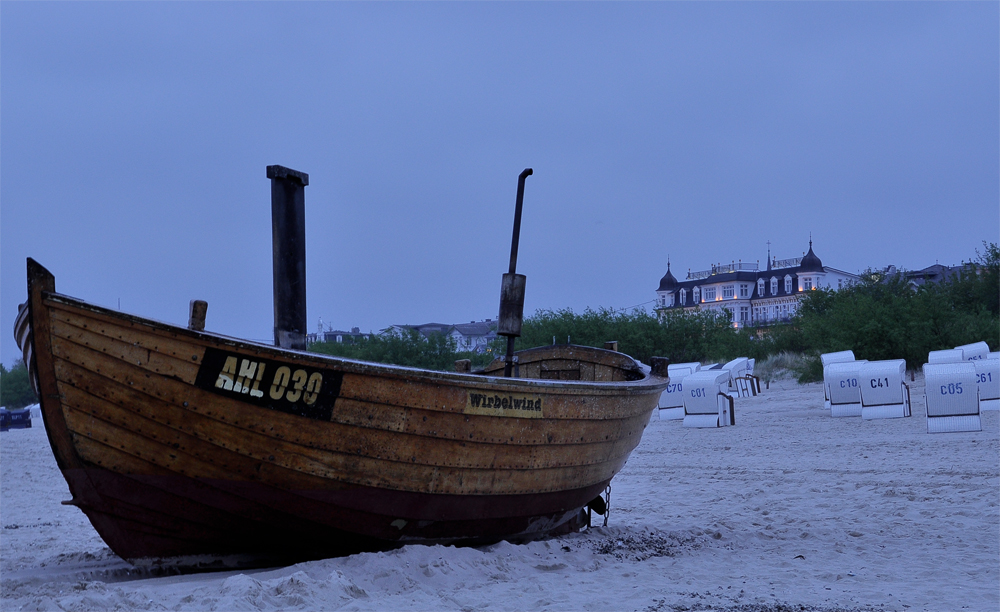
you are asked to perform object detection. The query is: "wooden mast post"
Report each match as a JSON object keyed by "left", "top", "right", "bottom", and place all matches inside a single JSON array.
[{"left": 267, "top": 165, "right": 309, "bottom": 351}]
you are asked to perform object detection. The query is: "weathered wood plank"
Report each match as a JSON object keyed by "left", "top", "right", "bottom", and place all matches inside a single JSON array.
[
  {"left": 53, "top": 351, "right": 644, "bottom": 495},
  {"left": 49, "top": 325, "right": 651, "bottom": 445},
  {"left": 52, "top": 320, "right": 198, "bottom": 382},
  {"left": 338, "top": 371, "right": 655, "bottom": 421},
  {"left": 62, "top": 385, "right": 342, "bottom": 490},
  {"left": 50, "top": 299, "right": 657, "bottom": 422},
  {"left": 58, "top": 357, "right": 641, "bottom": 480},
  {"left": 329, "top": 396, "right": 652, "bottom": 446},
  {"left": 71, "top": 436, "right": 356, "bottom": 538},
  {"left": 48, "top": 298, "right": 206, "bottom": 357}
]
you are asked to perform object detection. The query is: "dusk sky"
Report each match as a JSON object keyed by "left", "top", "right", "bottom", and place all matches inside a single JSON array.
[{"left": 2, "top": 2, "right": 997, "bottom": 367}]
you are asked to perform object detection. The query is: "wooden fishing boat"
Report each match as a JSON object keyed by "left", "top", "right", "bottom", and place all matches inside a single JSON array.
[{"left": 15, "top": 259, "right": 668, "bottom": 566}]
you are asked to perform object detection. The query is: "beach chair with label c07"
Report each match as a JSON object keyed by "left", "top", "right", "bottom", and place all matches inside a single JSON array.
[{"left": 656, "top": 362, "right": 701, "bottom": 421}]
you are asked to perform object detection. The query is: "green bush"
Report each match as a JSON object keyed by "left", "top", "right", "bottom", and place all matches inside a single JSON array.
[
  {"left": 791, "top": 354, "right": 824, "bottom": 384},
  {"left": 310, "top": 328, "right": 497, "bottom": 371},
  {"left": 1, "top": 360, "right": 37, "bottom": 409},
  {"left": 796, "top": 243, "right": 999, "bottom": 370},
  {"left": 512, "top": 306, "right": 736, "bottom": 365},
  {"left": 754, "top": 351, "right": 810, "bottom": 384}
]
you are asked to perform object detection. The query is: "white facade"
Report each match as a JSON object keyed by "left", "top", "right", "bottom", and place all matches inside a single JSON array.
[
  {"left": 655, "top": 242, "right": 859, "bottom": 328},
  {"left": 389, "top": 320, "right": 498, "bottom": 354}
]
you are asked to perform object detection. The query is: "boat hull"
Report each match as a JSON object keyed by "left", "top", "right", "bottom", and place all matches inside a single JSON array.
[{"left": 16, "top": 259, "right": 666, "bottom": 564}]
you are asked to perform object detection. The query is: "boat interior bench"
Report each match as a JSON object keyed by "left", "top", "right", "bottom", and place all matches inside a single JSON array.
[{"left": 477, "top": 345, "right": 646, "bottom": 382}]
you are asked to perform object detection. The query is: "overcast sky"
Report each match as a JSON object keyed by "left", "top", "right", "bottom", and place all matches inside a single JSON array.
[{"left": 2, "top": 2, "right": 997, "bottom": 366}]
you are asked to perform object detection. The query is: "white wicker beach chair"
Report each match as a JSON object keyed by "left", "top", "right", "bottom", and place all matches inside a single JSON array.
[
  {"left": 682, "top": 370, "right": 735, "bottom": 428},
  {"left": 923, "top": 362, "right": 981, "bottom": 433}
]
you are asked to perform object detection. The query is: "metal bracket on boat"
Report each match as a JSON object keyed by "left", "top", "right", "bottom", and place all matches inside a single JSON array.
[
  {"left": 585, "top": 484, "right": 612, "bottom": 529},
  {"left": 602, "top": 484, "right": 611, "bottom": 527},
  {"left": 498, "top": 168, "right": 532, "bottom": 377}
]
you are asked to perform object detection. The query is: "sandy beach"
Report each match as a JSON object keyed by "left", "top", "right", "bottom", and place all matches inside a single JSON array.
[{"left": 2, "top": 374, "right": 998, "bottom": 611}]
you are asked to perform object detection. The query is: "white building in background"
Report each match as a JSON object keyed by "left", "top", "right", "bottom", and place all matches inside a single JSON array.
[
  {"left": 307, "top": 324, "right": 371, "bottom": 345},
  {"left": 307, "top": 318, "right": 498, "bottom": 353},
  {"left": 654, "top": 241, "right": 859, "bottom": 328},
  {"left": 389, "top": 320, "right": 498, "bottom": 353}
]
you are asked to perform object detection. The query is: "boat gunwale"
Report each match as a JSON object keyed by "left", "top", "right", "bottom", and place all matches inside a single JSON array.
[{"left": 41, "top": 291, "right": 669, "bottom": 394}]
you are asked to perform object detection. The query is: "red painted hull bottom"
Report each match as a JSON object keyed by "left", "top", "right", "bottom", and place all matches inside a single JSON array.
[{"left": 63, "top": 464, "right": 599, "bottom": 566}]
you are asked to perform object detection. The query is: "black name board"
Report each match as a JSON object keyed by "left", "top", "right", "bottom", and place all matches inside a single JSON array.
[{"left": 194, "top": 348, "right": 343, "bottom": 421}]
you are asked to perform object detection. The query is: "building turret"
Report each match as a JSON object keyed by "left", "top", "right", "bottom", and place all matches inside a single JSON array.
[
  {"left": 657, "top": 260, "right": 678, "bottom": 291},
  {"left": 799, "top": 238, "right": 823, "bottom": 272}
]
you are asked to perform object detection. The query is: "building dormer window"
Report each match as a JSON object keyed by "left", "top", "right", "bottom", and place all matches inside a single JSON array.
[
  {"left": 667, "top": 293, "right": 675, "bottom": 307},
  {"left": 679, "top": 289, "right": 686, "bottom": 304},
  {"left": 757, "top": 279, "right": 765, "bottom": 296},
  {"left": 693, "top": 287, "right": 701, "bottom": 302},
  {"left": 784, "top": 275, "right": 793, "bottom": 293},
  {"left": 770, "top": 277, "right": 778, "bottom": 295}
]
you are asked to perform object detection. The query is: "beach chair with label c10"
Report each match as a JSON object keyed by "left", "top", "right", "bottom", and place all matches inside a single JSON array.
[{"left": 821, "top": 350, "right": 856, "bottom": 410}]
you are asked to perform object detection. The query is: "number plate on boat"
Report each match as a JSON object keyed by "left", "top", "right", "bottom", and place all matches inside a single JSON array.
[{"left": 194, "top": 348, "right": 343, "bottom": 421}]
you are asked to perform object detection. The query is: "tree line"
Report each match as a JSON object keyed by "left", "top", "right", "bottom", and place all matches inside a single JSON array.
[
  {"left": 794, "top": 242, "right": 998, "bottom": 377},
  {"left": 1, "top": 362, "right": 36, "bottom": 410},
  {"left": 313, "top": 242, "right": 999, "bottom": 379},
  {"left": 4, "top": 244, "right": 996, "bottom": 406}
]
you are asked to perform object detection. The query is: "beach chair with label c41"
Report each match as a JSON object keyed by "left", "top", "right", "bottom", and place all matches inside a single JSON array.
[{"left": 859, "top": 360, "right": 911, "bottom": 420}]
